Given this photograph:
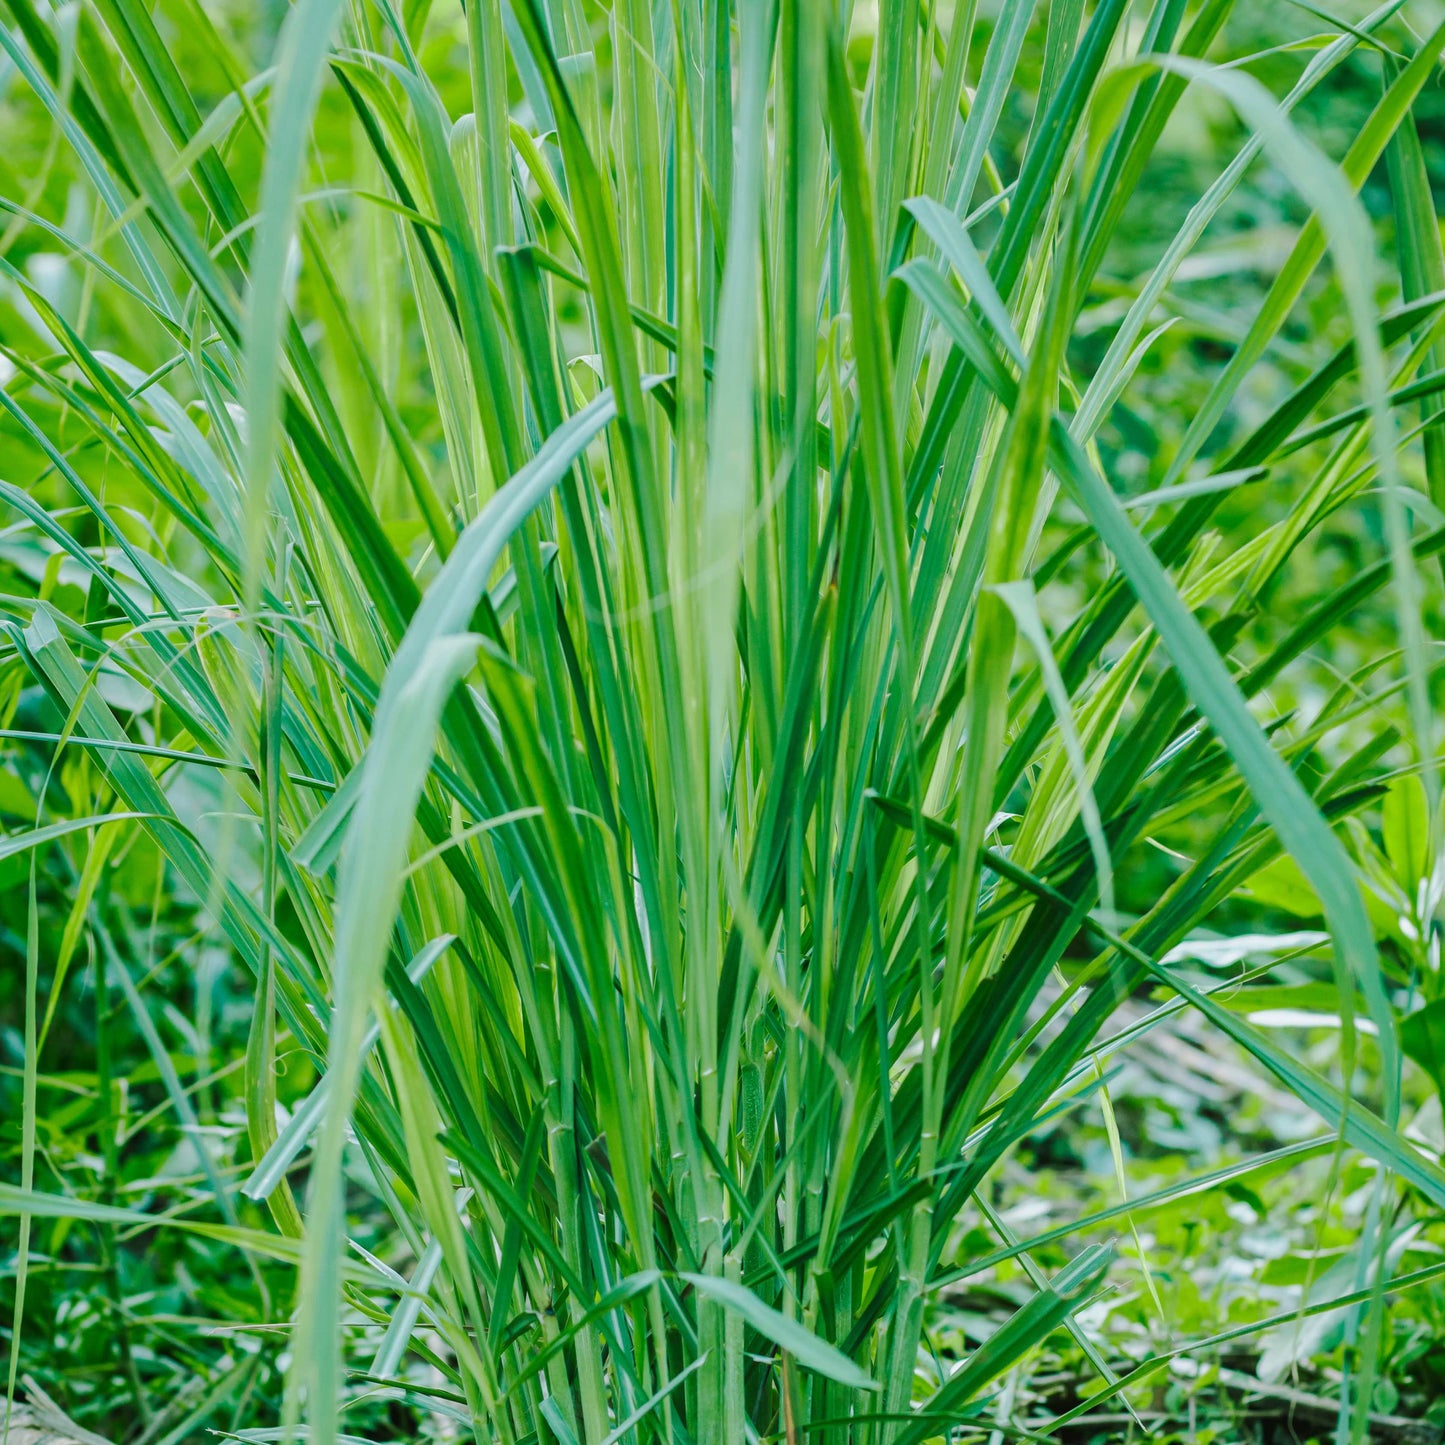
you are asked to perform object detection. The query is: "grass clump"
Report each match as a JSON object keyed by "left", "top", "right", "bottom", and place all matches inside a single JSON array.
[{"left": 2, "top": 0, "right": 1445, "bottom": 1441}]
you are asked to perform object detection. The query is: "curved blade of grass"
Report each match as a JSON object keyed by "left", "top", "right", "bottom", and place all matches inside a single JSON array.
[
  {"left": 682, "top": 1272, "right": 877, "bottom": 1391},
  {"left": 896, "top": 1245, "right": 1112, "bottom": 1445},
  {"left": 243, "top": 0, "right": 347, "bottom": 608},
  {"left": 289, "top": 632, "right": 482, "bottom": 1445}
]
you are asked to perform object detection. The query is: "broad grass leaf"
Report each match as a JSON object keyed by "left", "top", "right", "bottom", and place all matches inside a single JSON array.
[
  {"left": 1382, "top": 773, "right": 1430, "bottom": 883},
  {"left": 0, "top": 814, "right": 157, "bottom": 862},
  {"left": 896, "top": 1245, "right": 1112, "bottom": 1445},
  {"left": 243, "top": 0, "right": 347, "bottom": 602},
  {"left": 1247, "top": 855, "right": 1324, "bottom": 917},
  {"left": 1401, "top": 1000, "right": 1445, "bottom": 1098},
  {"left": 294, "top": 634, "right": 484, "bottom": 1445},
  {"left": 681, "top": 1273, "right": 877, "bottom": 1391}
]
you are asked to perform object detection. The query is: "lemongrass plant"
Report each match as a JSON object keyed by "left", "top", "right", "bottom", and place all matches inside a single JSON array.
[{"left": 3, "top": 0, "right": 1445, "bottom": 1441}]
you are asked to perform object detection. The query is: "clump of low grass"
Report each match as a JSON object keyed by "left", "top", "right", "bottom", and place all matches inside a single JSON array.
[{"left": 2, "top": 0, "right": 1445, "bottom": 1441}]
